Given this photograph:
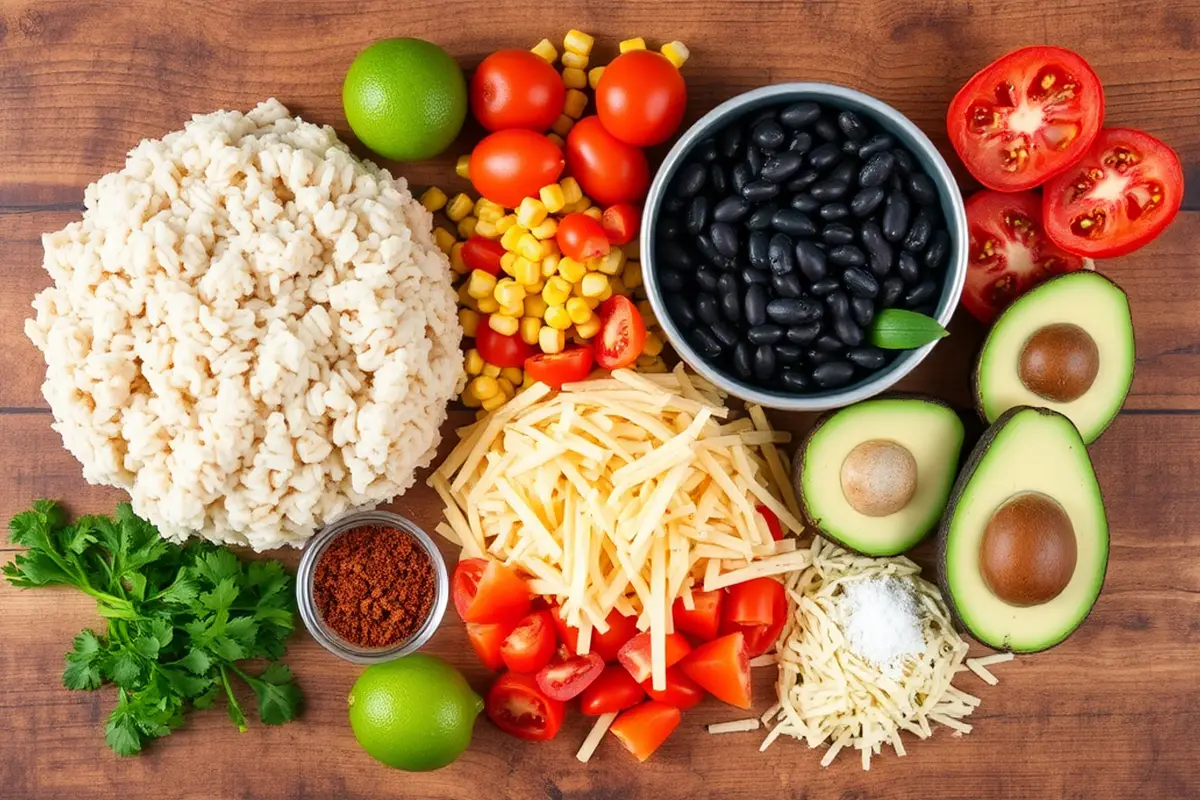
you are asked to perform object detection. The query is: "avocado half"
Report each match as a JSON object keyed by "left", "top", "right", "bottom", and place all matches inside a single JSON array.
[
  {"left": 937, "top": 406, "right": 1109, "bottom": 653},
  {"left": 974, "top": 271, "right": 1134, "bottom": 445},
  {"left": 793, "top": 395, "right": 965, "bottom": 556}
]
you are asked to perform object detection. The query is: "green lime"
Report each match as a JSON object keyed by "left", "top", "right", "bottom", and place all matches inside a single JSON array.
[
  {"left": 348, "top": 653, "right": 483, "bottom": 771},
  {"left": 342, "top": 38, "right": 467, "bottom": 162}
]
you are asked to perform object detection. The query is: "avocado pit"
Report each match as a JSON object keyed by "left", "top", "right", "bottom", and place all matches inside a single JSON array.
[
  {"left": 840, "top": 439, "right": 917, "bottom": 517},
  {"left": 980, "top": 492, "right": 1077, "bottom": 607},
  {"left": 1018, "top": 323, "right": 1100, "bottom": 403}
]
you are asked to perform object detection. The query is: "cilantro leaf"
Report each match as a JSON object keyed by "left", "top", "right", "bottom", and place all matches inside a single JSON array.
[
  {"left": 192, "top": 549, "right": 241, "bottom": 588},
  {"left": 245, "top": 663, "right": 304, "bottom": 726},
  {"left": 199, "top": 576, "right": 240, "bottom": 614},
  {"left": 156, "top": 573, "right": 200, "bottom": 607},
  {"left": 175, "top": 648, "right": 212, "bottom": 675},
  {"left": 105, "top": 690, "right": 146, "bottom": 756},
  {"left": 160, "top": 667, "right": 212, "bottom": 699},
  {"left": 107, "top": 650, "right": 144, "bottom": 689},
  {"left": 63, "top": 630, "right": 107, "bottom": 691}
]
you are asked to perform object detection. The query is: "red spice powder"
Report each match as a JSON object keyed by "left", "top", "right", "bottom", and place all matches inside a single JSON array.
[{"left": 312, "top": 525, "right": 435, "bottom": 649}]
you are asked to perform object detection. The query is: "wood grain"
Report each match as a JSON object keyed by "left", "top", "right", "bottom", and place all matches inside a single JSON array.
[{"left": 1, "top": 0, "right": 1198, "bottom": 798}]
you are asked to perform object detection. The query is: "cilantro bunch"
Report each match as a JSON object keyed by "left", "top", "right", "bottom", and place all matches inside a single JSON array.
[{"left": 3, "top": 500, "right": 303, "bottom": 755}]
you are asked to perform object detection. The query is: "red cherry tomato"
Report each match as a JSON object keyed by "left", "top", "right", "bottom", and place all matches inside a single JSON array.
[
  {"left": 565, "top": 116, "right": 650, "bottom": 207},
  {"left": 719, "top": 578, "right": 789, "bottom": 658},
  {"left": 475, "top": 318, "right": 538, "bottom": 367},
  {"left": 486, "top": 672, "right": 566, "bottom": 741},
  {"left": 617, "top": 631, "right": 691, "bottom": 684},
  {"left": 1042, "top": 127, "right": 1184, "bottom": 258},
  {"left": 556, "top": 213, "right": 611, "bottom": 261},
  {"left": 757, "top": 505, "right": 784, "bottom": 541},
  {"left": 470, "top": 129, "right": 565, "bottom": 208},
  {"left": 500, "top": 610, "right": 558, "bottom": 674},
  {"left": 535, "top": 651, "right": 604, "bottom": 701},
  {"left": 470, "top": 49, "right": 566, "bottom": 133},
  {"left": 591, "top": 609, "right": 640, "bottom": 663},
  {"left": 962, "top": 190, "right": 1087, "bottom": 323},
  {"left": 679, "top": 632, "right": 752, "bottom": 709},
  {"left": 524, "top": 347, "right": 594, "bottom": 389},
  {"left": 549, "top": 604, "right": 581, "bottom": 654},
  {"left": 451, "top": 558, "right": 531, "bottom": 625},
  {"left": 600, "top": 203, "right": 640, "bottom": 246},
  {"left": 461, "top": 236, "right": 507, "bottom": 275},
  {"left": 947, "top": 46, "right": 1103, "bottom": 192},
  {"left": 594, "top": 295, "right": 647, "bottom": 371},
  {"left": 609, "top": 701, "right": 681, "bottom": 762},
  {"left": 466, "top": 621, "right": 516, "bottom": 671},
  {"left": 579, "top": 665, "right": 645, "bottom": 715},
  {"left": 595, "top": 50, "right": 687, "bottom": 147},
  {"left": 641, "top": 666, "right": 704, "bottom": 710},
  {"left": 672, "top": 589, "right": 724, "bottom": 643}
]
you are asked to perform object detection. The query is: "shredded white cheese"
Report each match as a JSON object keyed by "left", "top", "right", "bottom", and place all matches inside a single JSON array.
[
  {"left": 576, "top": 712, "right": 617, "bottom": 763},
  {"left": 707, "top": 718, "right": 761, "bottom": 734}
]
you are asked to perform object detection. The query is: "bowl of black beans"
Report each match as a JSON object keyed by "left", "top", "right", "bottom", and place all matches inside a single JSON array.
[{"left": 642, "top": 83, "right": 967, "bottom": 410}]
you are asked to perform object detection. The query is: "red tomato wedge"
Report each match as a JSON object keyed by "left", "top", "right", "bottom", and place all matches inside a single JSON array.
[
  {"left": 475, "top": 319, "right": 538, "bottom": 368},
  {"left": 672, "top": 590, "right": 723, "bottom": 643},
  {"left": 451, "top": 558, "right": 532, "bottom": 625},
  {"left": 461, "top": 236, "right": 507, "bottom": 275},
  {"left": 556, "top": 212, "right": 610, "bottom": 261},
  {"left": 725, "top": 578, "right": 786, "bottom": 627},
  {"left": 962, "top": 190, "right": 1088, "bottom": 323},
  {"left": 947, "top": 46, "right": 1103, "bottom": 192},
  {"left": 641, "top": 666, "right": 704, "bottom": 710},
  {"left": 679, "top": 632, "right": 752, "bottom": 709},
  {"left": 757, "top": 505, "right": 784, "bottom": 541},
  {"left": 580, "top": 665, "right": 645, "bottom": 715},
  {"left": 470, "top": 49, "right": 566, "bottom": 133},
  {"left": 535, "top": 651, "right": 604, "bottom": 701},
  {"left": 524, "top": 347, "right": 593, "bottom": 389},
  {"left": 617, "top": 631, "right": 691, "bottom": 684},
  {"left": 486, "top": 672, "right": 566, "bottom": 741},
  {"left": 470, "top": 129, "right": 565, "bottom": 209},
  {"left": 601, "top": 203, "right": 640, "bottom": 246},
  {"left": 466, "top": 621, "right": 515, "bottom": 671},
  {"left": 594, "top": 295, "right": 647, "bottom": 370},
  {"left": 591, "top": 610, "right": 640, "bottom": 663},
  {"left": 1042, "top": 127, "right": 1184, "bottom": 258},
  {"left": 549, "top": 604, "right": 581, "bottom": 654},
  {"left": 500, "top": 610, "right": 558, "bottom": 674},
  {"left": 609, "top": 701, "right": 681, "bottom": 762}
]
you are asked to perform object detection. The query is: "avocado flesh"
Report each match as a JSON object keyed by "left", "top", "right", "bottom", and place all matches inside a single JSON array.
[
  {"left": 975, "top": 271, "right": 1134, "bottom": 445},
  {"left": 939, "top": 407, "right": 1108, "bottom": 653},
  {"left": 798, "top": 396, "right": 965, "bottom": 556}
]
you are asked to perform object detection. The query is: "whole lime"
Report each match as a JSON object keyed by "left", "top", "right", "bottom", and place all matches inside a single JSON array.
[
  {"left": 348, "top": 653, "right": 483, "bottom": 771},
  {"left": 342, "top": 38, "right": 467, "bottom": 162}
]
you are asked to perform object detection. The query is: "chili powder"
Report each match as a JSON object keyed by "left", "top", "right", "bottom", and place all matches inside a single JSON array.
[{"left": 312, "top": 525, "right": 435, "bottom": 649}]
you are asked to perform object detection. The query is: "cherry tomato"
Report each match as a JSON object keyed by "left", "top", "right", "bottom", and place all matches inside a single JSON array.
[
  {"left": 475, "top": 318, "right": 538, "bottom": 367},
  {"left": 671, "top": 590, "right": 723, "bottom": 643},
  {"left": 617, "top": 631, "right": 691, "bottom": 684},
  {"left": 486, "top": 671, "right": 566, "bottom": 741},
  {"left": 565, "top": 116, "right": 650, "bottom": 206},
  {"left": 579, "top": 665, "right": 645, "bottom": 715},
  {"left": 962, "top": 190, "right": 1087, "bottom": 323},
  {"left": 679, "top": 632, "right": 752, "bottom": 709},
  {"left": 1042, "top": 127, "right": 1184, "bottom": 258},
  {"left": 500, "top": 609, "right": 558, "bottom": 674},
  {"left": 947, "top": 46, "right": 1103, "bottom": 192},
  {"left": 595, "top": 50, "right": 687, "bottom": 147},
  {"left": 470, "top": 49, "right": 566, "bottom": 133},
  {"left": 470, "top": 129, "right": 565, "bottom": 208},
  {"left": 461, "top": 236, "right": 507, "bottom": 275},
  {"left": 594, "top": 295, "right": 647, "bottom": 370},
  {"left": 641, "top": 666, "right": 704, "bottom": 710},
  {"left": 556, "top": 213, "right": 610, "bottom": 261},
  {"left": 549, "top": 604, "right": 581, "bottom": 654},
  {"left": 757, "top": 505, "right": 784, "bottom": 541},
  {"left": 451, "top": 558, "right": 532, "bottom": 625},
  {"left": 466, "top": 621, "right": 516, "bottom": 671},
  {"left": 524, "top": 347, "right": 593, "bottom": 389},
  {"left": 535, "top": 651, "right": 604, "bottom": 701},
  {"left": 600, "top": 203, "right": 640, "bottom": 246},
  {"left": 591, "top": 609, "right": 640, "bottom": 663},
  {"left": 720, "top": 578, "right": 788, "bottom": 658},
  {"left": 609, "top": 701, "right": 681, "bottom": 762}
]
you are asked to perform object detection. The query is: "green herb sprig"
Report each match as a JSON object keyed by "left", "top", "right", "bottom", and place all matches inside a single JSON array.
[
  {"left": 4, "top": 500, "right": 303, "bottom": 755},
  {"left": 869, "top": 308, "right": 950, "bottom": 349}
]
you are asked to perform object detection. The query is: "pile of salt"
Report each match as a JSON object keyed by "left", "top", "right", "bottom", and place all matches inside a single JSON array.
[{"left": 836, "top": 575, "right": 927, "bottom": 676}]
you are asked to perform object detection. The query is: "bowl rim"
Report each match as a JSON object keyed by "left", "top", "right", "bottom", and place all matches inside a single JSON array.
[{"left": 640, "top": 81, "right": 968, "bottom": 411}]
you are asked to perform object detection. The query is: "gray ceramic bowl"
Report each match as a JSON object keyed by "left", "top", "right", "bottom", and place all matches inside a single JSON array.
[{"left": 641, "top": 83, "right": 968, "bottom": 411}]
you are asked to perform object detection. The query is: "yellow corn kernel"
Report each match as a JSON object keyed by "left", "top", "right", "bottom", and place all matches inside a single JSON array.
[
  {"left": 551, "top": 114, "right": 575, "bottom": 137},
  {"left": 556, "top": 256, "right": 586, "bottom": 284},
  {"left": 455, "top": 155, "right": 471, "bottom": 180},
  {"left": 636, "top": 300, "right": 656, "bottom": 321},
  {"left": 519, "top": 315, "right": 542, "bottom": 346},
  {"left": 530, "top": 217, "right": 558, "bottom": 240},
  {"left": 446, "top": 193, "right": 474, "bottom": 222},
  {"left": 546, "top": 132, "right": 566, "bottom": 149},
  {"left": 539, "top": 183, "right": 567, "bottom": 214},
  {"left": 522, "top": 372, "right": 538, "bottom": 390},
  {"left": 500, "top": 224, "right": 527, "bottom": 252},
  {"left": 501, "top": 366, "right": 523, "bottom": 386},
  {"left": 559, "top": 177, "right": 584, "bottom": 205},
  {"left": 642, "top": 332, "right": 664, "bottom": 357},
  {"left": 542, "top": 276, "right": 572, "bottom": 306},
  {"left": 587, "top": 66, "right": 606, "bottom": 91},
  {"left": 639, "top": 355, "right": 669, "bottom": 374},
  {"left": 495, "top": 214, "right": 518, "bottom": 235},
  {"left": 609, "top": 276, "right": 627, "bottom": 297},
  {"left": 584, "top": 206, "right": 604, "bottom": 222},
  {"left": 474, "top": 219, "right": 499, "bottom": 239},
  {"left": 488, "top": 314, "right": 520, "bottom": 337},
  {"left": 464, "top": 348, "right": 484, "bottom": 375},
  {"left": 457, "top": 216, "right": 478, "bottom": 239},
  {"left": 568, "top": 196, "right": 592, "bottom": 214},
  {"left": 539, "top": 326, "right": 565, "bottom": 354},
  {"left": 462, "top": 391, "right": 482, "bottom": 408},
  {"left": 661, "top": 40, "right": 690, "bottom": 68},
  {"left": 518, "top": 233, "right": 546, "bottom": 262},
  {"left": 566, "top": 297, "right": 594, "bottom": 325},
  {"left": 564, "top": 29, "right": 595, "bottom": 56},
  {"left": 434, "top": 227, "right": 456, "bottom": 255},
  {"left": 584, "top": 296, "right": 601, "bottom": 310},
  {"left": 526, "top": 278, "right": 545, "bottom": 294},
  {"left": 564, "top": 89, "right": 589, "bottom": 119},
  {"left": 620, "top": 37, "right": 646, "bottom": 53},
  {"left": 542, "top": 238, "right": 560, "bottom": 258},
  {"left": 541, "top": 252, "right": 561, "bottom": 278},
  {"left": 477, "top": 296, "right": 500, "bottom": 314},
  {"left": 561, "top": 51, "right": 588, "bottom": 70},
  {"left": 497, "top": 377, "right": 516, "bottom": 398},
  {"left": 459, "top": 308, "right": 481, "bottom": 337},
  {"left": 481, "top": 392, "right": 508, "bottom": 412},
  {"left": 525, "top": 294, "right": 549, "bottom": 318},
  {"left": 622, "top": 261, "right": 643, "bottom": 289},
  {"left": 494, "top": 278, "right": 526, "bottom": 307},
  {"left": 562, "top": 67, "right": 587, "bottom": 90},
  {"left": 457, "top": 282, "right": 474, "bottom": 305},
  {"left": 513, "top": 257, "right": 541, "bottom": 286},
  {"left": 499, "top": 251, "right": 518, "bottom": 276},
  {"left": 532, "top": 38, "right": 558, "bottom": 63},
  {"left": 580, "top": 272, "right": 609, "bottom": 298},
  {"left": 624, "top": 239, "right": 642, "bottom": 260},
  {"left": 574, "top": 315, "right": 601, "bottom": 339},
  {"left": 545, "top": 305, "right": 572, "bottom": 331},
  {"left": 471, "top": 375, "right": 500, "bottom": 401},
  {"left": 516, "top": 197, "right": 548, "bottom": 229},
  {"left": 449, "top": 242, "right": 467, "bottom": 274},
  {"left": 597, "top": 283, "right": 614, "bottom": 302},
  {"left": 501, "top": 302, "right": 525, "bottom": 320},
  {"left": 482, "top": 363, "right": 502, "bottom": 378},
  {"left": 420, "top": 186, "right": 448, "bottom": 212},
  {"left": 598, "top": 248, "right": 625, "bottom": 275},
  {"left": 473, "top": 196, "right": 494, "bottom": 217},
  {"left": 467, "top": 269, "right": 497, "bottom": 299}
]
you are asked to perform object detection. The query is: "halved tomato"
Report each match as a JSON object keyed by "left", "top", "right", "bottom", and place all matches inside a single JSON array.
[
  {"left": 617, "top": 631, "right": 691, "bottom": 684},
  {"left": 641, "top": 666, "right": 704, "bottom": 710},
  {"left": 672, "top": 589, "right": 723, "bottom": 643},
  {"left": 580, "top": 665, "right": 645, "bottom": 715},
  {"left": 679, "top": 632, "right": 752, "bottom": 709},
  {"left": 451, "top": 558, "right": 532, "bottom": 625},
  {"left": 601, "top": 203, "right": 640, "bottom": 246},
  {"left": 467, "top": 621, "right": 515, "bottom": 671},
  {"left": 556, "top": 212, "right": 610, "bottom": 261},
  {"left": 524, "top": 347, "right": 593, "bottom": 389},
  {"left": 609, "top": 701, "right": 681, "bottom": 762},
  {"left": 486, "top": 672, "right": 566, "bottom": 741},
  {"left": 500, "top": 610, "right": 558, "bottom": 674},
  {"left": 947, "top": 46, "right": 1103, "bottom": 192},
  {"left": 591, "top": 609, "right": 640, "bottom": 663},
  {"left": 962, "top": 190, "right": 1088, "bottom": 323},
  {"left": 475, "top": 319, "right": 538, "bottom": 368},
  {"left": 1043, "top": 127, "right": 1184, "bottom": 258},
  {"left": 594, "top": 295, "right": 647, "bottom": 371},
  {"left": 535, "top": 651, "right": 604, "bottom": 701}
]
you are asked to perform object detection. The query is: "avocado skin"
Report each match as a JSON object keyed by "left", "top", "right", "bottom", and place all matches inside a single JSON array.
[
  {"left": 935, "top": 405, "right": 1110, "bottom": 653},
  {"left": 971, "top": 271, "right": 1135, "bottom": 446},
  {"left": 793, "top": 392, "right": 962, "bottom": 557}
]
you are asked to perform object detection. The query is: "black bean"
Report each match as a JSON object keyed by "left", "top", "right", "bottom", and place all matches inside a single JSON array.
[
  {"left": 660, "top": 268, "right": 686, "bottom": 292},
  {"left": 880, "top": 276, "right": 905, "bottom": 307},
  {"left": 819, "top": 203, "right": 850, "bottom": 221},
  {"left": 742, "top": 179, "right": 779, "bottom": 203},
  {"left": 788, "top": 132, "right": 814, "bottom": 154},
  {"left": 830, "top": 245, "right": 867, "bottom": 268},
  {"left": 746, "top": 145, "right": 765, "bottom": 177},
  {"left": 813, "top": 115, "right": 839, "bottom": 141},
  {"left": 766, "top": 297, "right": 823, "bottom": 325},
  {"left": 847, "top": 346, "right": 887, "bottom": 370},
  {"left": 861, "top": 222, "right": 893, "bottom": 277},
  {"left": 713, "top": 196, "right": 751, "bottom": 223},
  {"left": 740, "top": 267, "right": 770, "bottom": 286},
  {"left": 748, "top": 324, "right": 785, "bottom": 345},
  {"left": 829, "top": 160, "right": 859, "bottom": 187},
  {"left": 813, "top": 361, "right": 856, "bottom": 388},
  {"left": 768, "top": 233, "right": 795, "bottom": 274},
  {"left": 710, "top": 320, "right": 739, "bottom": 348},
  {"left": 664, "top": 196, "right": 685, "bottom": 214},
  {"left": 659, "top": 216, "right": 681, "bottom": 240},
  {"left": 814, "top": 334, "right": 844, "bottom": 353},
  {"left": 709, "top": 163, "right": 729, "bottom": 195},
  {"left": 786, "top": 170, "right": 819, "bottom": 192},
  {"left": 696, "top": 233, "right": 721, "bottom": 265},
  {"left": 833, "top": 314, "right": 864, "bottom": 347},
  {"left": 780, "top": 369, "right": 811, "bottom": 392},
  {"left": 744, "top": 284, "right": 768, "bottom": 326},
  {"left": 857, "top": 134, "right": 895, "bottom": 159},
  {"left": 858, "top": 152, "right": 895, "bottom": 188},
  {"left": 750, "top": 108, "right": 778, "bottom": 128},
  {"left": 760, "top": 152, "right": 803, "bottom": 185},
  {"left": 889, "top": 172, "right": 904, "bottom": 192},
  {"left": 676, "top": 162, "right": 707, "bottom": 197},
  {"left": 790, "top": 193, "right": 821, "bottom": 214},
  {"left": 807, "top": 347, "right": 835, "bottom": 365},
  {"left": 807, "top": 143, "right": 843, "bottom": 172},
  {"left": 748, "top": 231, "right": 771, "bottom": 269},
  {"left": 825, "top": 289, "right": 850, "bottom": 319},
  {"left": 689, "top": 327, "right": 723, "bottom": 358},
  {"left": 695, "top": 138, "right": 719, "bottom": 163},
  {"left": 659, "top": 241, "right": 693, "bottom": 270},
  {"left": 821, "top": 223, "right": 856, "bottom": 245},
  {"left": 718, "top": 272, "right": 739, "bottom": 296},
  {"left": 809, "top": 278, "right": 839, "bottom": 297},
  {"left": 753, "top": 345, "right": 777, "bottom": 380},
  {"left": 780, "top": 101, "right": 822, "bottom": 129},
  {"left": 925, "top": 230, "right": 950, "bottom": 270},
  {"left": 842, "top": 138, "right": 862, "bottom": 155},
  {"left": 836, "top": 110, "right": 869, "bottom": 141},
  {"left": 850, "top": 186, "right": 886, "bottom": 218},
  {"left": 912, "top": 303, "right": 937, "bottom": 317},
  {"left": 666, "top": 293, "right": 695, "bottom": 326},
  {"left": 731, "top": 163, "right": 751, "bottom": 194},
  {"left": 721, "top": 290, "right": 742, "bottom": 322},
  {"left": 892, "top": 147, "right": 916, "bottom": 175},
  {"left": 746, "top": 204, "right": 778, "bottom": 231},
  {"left": 786, "top": 323, "right": 821, "bottom": 344},
  {"left": 844, "top": 267, "right": 879, "bottom": 298},
  {"left": 752, "top": 120, "right": 786, "bottom": 151},
  {"left": 851, "top": 296, "right": 876, "bottom": 327},
  {"left": 897, "top": 251, "right": 921, "bottom": 284},
  {"left": 720, "top": 125, "right": 745, "bottom": 160},
  {"left": 902, "top": 209, "right": 933, "bottom": 253},
  {"left": 710, "top": 222, "right": 739, "bottom": 258},
  {"left": 686, "top": 196, "right": 710, "bottom": 236},
  {"left": 775, "top": 343, "right": 804, "bottom": 364},
  {"left": 732, "top": 341, "right": 754, "bottom": 378},
  {"left": 695, "top": 267, "right": 719, "bottom": 292},
  {"left": 772, "top": 271, "right": 803, "bottom": 298},
  {"left": 771, "top": 208, "right": 816, "bottom": 237},
  {"left": 908, "top": 172, "right": 938, "bottom": 206},
  {"left": 794, "top": 241, "right": 828, "bottom": 281},
  {"left": 810, "top": 180, "right": 849, "bottom": 202},
  {"left": 882, "top": 191, "right": 912, "bottom": 242},
  {"left": 695, "top": 293, "right": 720, "bottom": 325},
  {"left": 904, "top": 279, "right": 939, "bottom": 308}
]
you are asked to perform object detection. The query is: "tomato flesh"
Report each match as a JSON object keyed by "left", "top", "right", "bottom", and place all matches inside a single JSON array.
[
  {"left": 486, "top": 672, "right": 566, "bottom": 741},
  {"left": 617, "top": 631, "right": 691, "bottom": 684},
  {"left": 609, "top": 701, "right": 681, "bottom": 762},
  {"left": 565, "top": 116, "right": 650, "bottom": 206},
  {"left": 725, "top": 578, "right": 786, "bottom": 627},
  {"left": 500, "top": 609, "right": 558, "bottom": 674},
  {"left": 595, "top": 51, "right": 687, "bottom": 147},
  {"left": 524, "top": 347, "right": 593, "bottom": 389},
  {"left": 556, "top": 213, "right": 611, "bottom": 261},
  {"left": 641, "top": 666, "right": 704, "bottom": 710},
  {"left": 757, "top": 505, "right": 784, "bottom": 541},
  {"left": 462, "top": 236, "right": 507, "bottom": 275},
  {"left": 452, "top": 558, "right": 532, "bottom": 625},
  {"left": 1042, "top": 127, "right": 1184, "bottom": 258},
  {"left": 470, "top": 49, "right": 566, "bottom": 133},
  {"left": 475, "top": 318, "right": 538, "bottom": 368},
  {"left": 594, "top": 295, "right": 647, "bottom": 370},
  {"left": 466, "top": 621, "right": 515, "bottom": 671},
  {"left": 672, "top": 590, "right": 723, "bottom": 643},
  {"left": 601, "top": 203, "right": 640, "bottom": 246},
  {"left": 579, "top": 665, "right": 645, "bottom": 715},
  {"left": 535, "top": 651, "right": 604, "bottom": 701},
  {"left": 470, "top": 129, "right": 565, "bottom": 209},
  {"left": 549, "top": 604, "right": 581, "bottom": 654},
  {"left": 591, "top": 609, "right": 640, "bottom": 663},
  {"left": 679, "top": 632, "right": 752, "bottom": 709},
  {"left": 948, "top": 46, "right": 1103, "bottom": 192}
]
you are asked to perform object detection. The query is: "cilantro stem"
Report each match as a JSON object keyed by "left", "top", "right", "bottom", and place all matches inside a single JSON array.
[{"left": 219, "top": 667, "right": 247, "bottom": 733}]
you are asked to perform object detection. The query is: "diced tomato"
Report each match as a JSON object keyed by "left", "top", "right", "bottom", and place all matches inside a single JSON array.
[
  {"left": 757, "top": 505, "right": 784, "bottom": 541},
  {"left": 549, "top": 604, "right": 581, "bottom": 654},
  {"left": 600, "top": 203, "right": 640, "bottom": 246},
  {"left": 500, "top": 609, "right": 558, "bottom": 674},
  {"left": 672, "top": 590, "right": 723, "bottom": 643},
  {"left": 594, "top": 295, "right": 646, "bottom": 371},
  {"left": 617, "top": 631, "right": 691, "bottom": 684},
  {"left": 641, "top": 666, "right": 704, "bottom": 710},
  {"left": 579, "top": 665, "right": 645, "bottom": 715},
  {"left": 475, "top": 319, "right": 538, "bottom": 368},
  {"left": 486, "top": 671, "right": 566, "bottom": 742},
  {"left": 461, "top": 236, "right": 507, "bottom": 275},
  {"left": 679, "top": 632, "right": 752, "bottom": 710},
  {"left": 535, "top": 651, "right": 604, "bottom": 701},
  {"left": 609, "top": 701, "right": 681, "bottom": 762},
  {"left": 524, "top": 347, "right": 593, "bottom": 389},
  {"left": 466, "top": 621, "right": 515, "bottom": 671},
  {"left": 556, "top": 212, "right": 610, "bottom": 261},
  {"left": 451, "top": 558, "right": 532, "bottom": 625},
  {"left": 591, "top": 609, "right": 640, "bottom": 663},
  {"left": 725, "top": 578, "right": 786, "bottom": 627}
]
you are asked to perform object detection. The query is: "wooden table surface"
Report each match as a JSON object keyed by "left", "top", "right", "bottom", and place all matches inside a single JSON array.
[{"left": 2, "top": 2, "right": 1198, "bottom": 798}]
